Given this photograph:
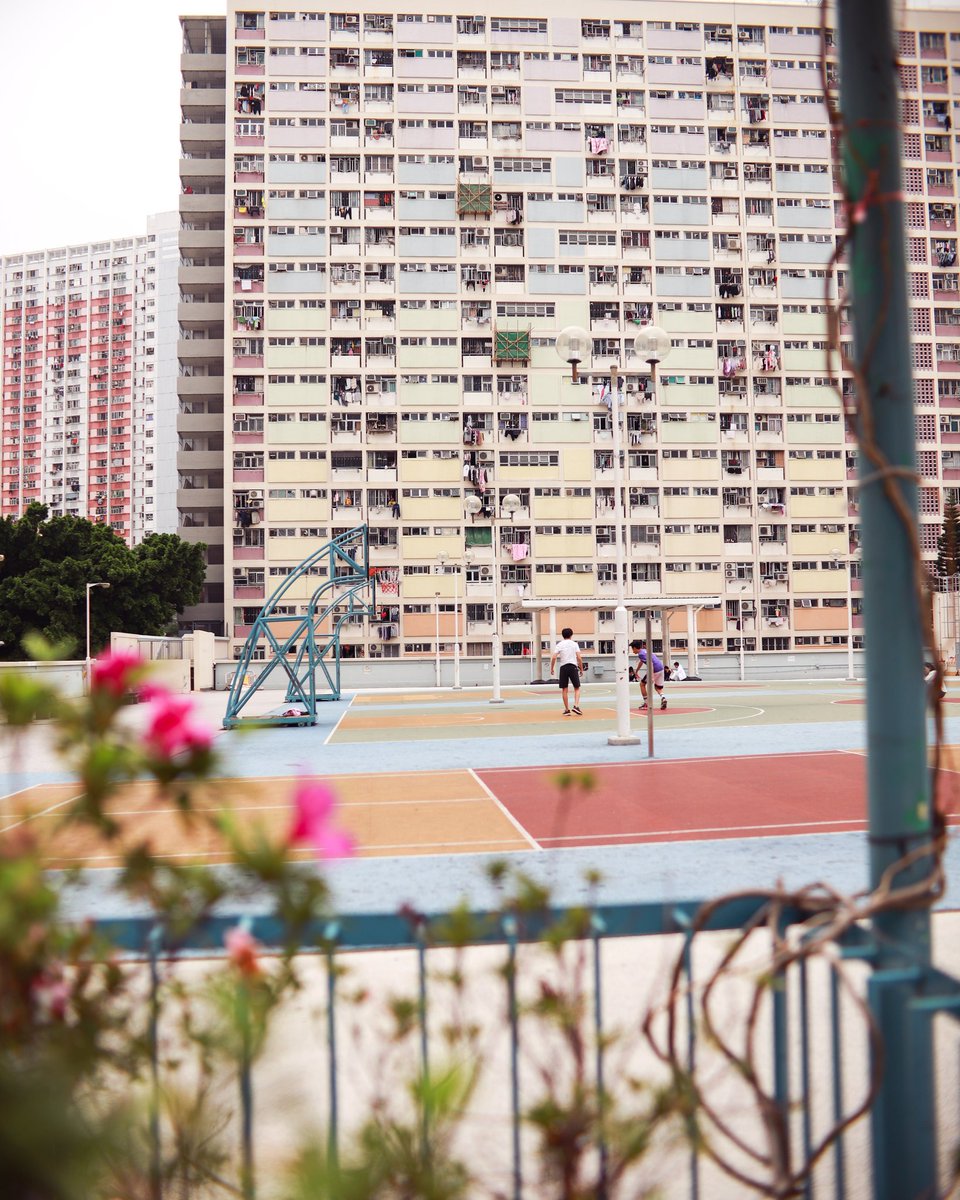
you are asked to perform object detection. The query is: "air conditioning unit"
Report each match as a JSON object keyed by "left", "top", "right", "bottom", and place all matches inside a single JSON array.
[
  {"left": 365, "top": 381, "right": 377, "bottom": 393},
  {"left": 247, "top": 490, "right": 262, "bottom": 503},
  {"left": 724, "top": 168, "right": 737, "bottom": 179},
  {"left": 565, "top": 488, "right": 575, "bottom": 496},
  {"left": 494, "top": 192, "right": 504, "bottom": 202},
  {"left": 776, "top": 572, "right": 788, "bottom": 582},
  {"left": 758, "top": 524, "right": 774, "bottom": 537},
  {"left": 479, "top": 566, "right": 492, "bottom": 578},
  {"left": 570, "top": 412, "right": 585, "bottom": 421},
  {"left": 728, "top": 235, "right": 741, "bottom": 249}
]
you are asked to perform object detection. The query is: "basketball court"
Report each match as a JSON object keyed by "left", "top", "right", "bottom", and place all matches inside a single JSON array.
[{"left": 3, "top": 679, "right": 959, "bottom": 871}]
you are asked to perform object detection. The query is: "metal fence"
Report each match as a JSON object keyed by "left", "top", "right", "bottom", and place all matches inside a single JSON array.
[{"left": 102, "top": 895, "right": 960, "bottom": 1200}]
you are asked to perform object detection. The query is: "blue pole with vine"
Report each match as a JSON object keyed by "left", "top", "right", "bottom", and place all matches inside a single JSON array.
[{"left": 836, "top": 3, "right": 936, "bottom": 1194}]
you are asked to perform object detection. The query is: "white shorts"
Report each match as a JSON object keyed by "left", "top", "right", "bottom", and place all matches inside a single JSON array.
[{"left": 640, "top": 670, "right": 665, "bottom": 687}]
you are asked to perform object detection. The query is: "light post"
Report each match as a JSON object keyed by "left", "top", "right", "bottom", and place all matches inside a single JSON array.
[
  {"left": 434, "top": 591, "right": 441, "bottom": 687},
  {"left": 465, "top": 491, "right": 520, "bottom": 703},
  {"left": 85, "top": 581, "right": 111, "bottom": 690},
  {"left": 437, "top": 552, "right": 462, "bottom": 690},
  {"left": 832, "top": 548, "right": 858, "bottom": 680},
  {"left": 555, "top": 324, "right": 671, "bottom": 745}
]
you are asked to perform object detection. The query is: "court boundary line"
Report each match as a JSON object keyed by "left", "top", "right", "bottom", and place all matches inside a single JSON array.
[
  {"left": 324, "top": 694, "right": 356, "bottom": 745},
  {"left": 25, "top": 794, "right": 502, "bottom": 820},
  {"left": 536, "top": 816, "right": 870, "bottom": 844},
  {"left": 44, "top": 833, "right": 533, "bottom": 866},
  {"left": 476, "top": 748, "right": 864, "bottom": 777},
  {"left": 468, "top": 768, "right": 541, "bottom": 852},
  {"left": 0, "top": 791, "right": 85, "bottom": 836}
]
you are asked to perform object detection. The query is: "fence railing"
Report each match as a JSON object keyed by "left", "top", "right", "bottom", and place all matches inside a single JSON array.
[{"left": 101, "top": 895, "right": 960, "bottom": 1200}]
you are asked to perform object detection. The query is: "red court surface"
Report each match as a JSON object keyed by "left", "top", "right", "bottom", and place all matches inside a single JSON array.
[{"left": 477, "top": 750, "right": 960, "bottom": 849}]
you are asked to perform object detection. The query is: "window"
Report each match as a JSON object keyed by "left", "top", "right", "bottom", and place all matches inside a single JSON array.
[{"left": 491, "top": 17, "right": 546, "bottom": 34}]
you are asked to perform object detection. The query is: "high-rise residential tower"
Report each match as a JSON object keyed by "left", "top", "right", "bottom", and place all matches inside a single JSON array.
[
  {"left": 177, "top": 2, "right": 960, "bottom": 665},
  {"left": 1, "top": 215, "right": 180, "bottom": 542}
]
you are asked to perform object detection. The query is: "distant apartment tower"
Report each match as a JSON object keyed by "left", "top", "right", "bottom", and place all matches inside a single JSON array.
[
  {"left": 178, "top": 16, "right": 229, "bottom": 634},
  {"left": 0, "top": 215, "right": 179, "bottom": 542},
  {"left": 178, "top": 1, "right": 960, "bottom": 662}
]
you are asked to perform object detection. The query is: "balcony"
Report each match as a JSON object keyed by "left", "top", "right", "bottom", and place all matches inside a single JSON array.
[
  {"left": 177, "top": 338, "right": 225, "bottom": 365},
  {"left": 180, "top": 158, "right": 227, "bottom": 185}
]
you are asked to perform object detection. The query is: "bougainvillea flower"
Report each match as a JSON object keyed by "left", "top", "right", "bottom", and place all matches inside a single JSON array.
[
  {"left": 91, "top": 649, "right": 143, "bottom": 696},
  {"left": 143, "top": 689, "right": 214, "bottom": 759},
  {"left": 289, "top": 779, "right": 355, "bottom": 859},
  {"left": 30, "top": 970, "right": 70, "bottom": 1022},
  {"left": 225, "top": 925, "right": 261, "bottom": 978}
]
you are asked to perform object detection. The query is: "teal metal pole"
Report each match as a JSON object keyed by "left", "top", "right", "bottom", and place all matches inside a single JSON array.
[{"left": 836, "top": 5, "right": 936, "bottom": 1196}]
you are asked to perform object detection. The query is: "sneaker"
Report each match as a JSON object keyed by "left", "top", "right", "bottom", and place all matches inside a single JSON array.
[
  {"left": 660, "top": 698, "right": 668, "bottom": 710},
  {"left": 638, "top": 704, "right": 648, "bottom": 711},
  {"left": 572, "top": 706, "right": 583, "bottom": 715},
  {"left": 563, "top": 709, "right": 572, "bottom": 715}
]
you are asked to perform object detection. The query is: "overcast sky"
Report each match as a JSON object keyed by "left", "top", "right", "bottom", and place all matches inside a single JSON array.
[{"left": 0, "top": 1, "right": 224, "bottom": 256}]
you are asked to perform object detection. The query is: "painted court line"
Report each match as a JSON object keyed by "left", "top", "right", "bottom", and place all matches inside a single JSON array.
[
  {"left": 65, "top": 795, "right": 502, "bottom": 819},
  {"left": 538, "top": 817, "right": 870, "bottom": 844},
  {"left": 0, "top": 791, "right": 84, "bottom": 836},
  {"left": 468, "top": 768, "right": 541, "bottom": 852},
  {"left": 49, "top": 835, "right": 530, "bottom": 866},
  {"left": 476, "top": 748, "right": 852, "bottom": 776},
  {"left": 324, "top": 694, "right": 355, "bottom": 745}
]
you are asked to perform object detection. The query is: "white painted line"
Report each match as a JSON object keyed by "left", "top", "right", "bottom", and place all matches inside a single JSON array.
[
  {"left": 50, "top": 835, "right": 532, "bottom": 865},
  {"left": 0, "top": 791, "right": 84, "bottom": 835},
  {"left": 73, "top": 794, "right": 498, "bottom": 818},
  {"left": 0, "top": 783, "right": 40, "bottom": 803},
  {"left": 324, "top": 694, "right": 356, "bottom": 745},
  {"left": 478, "top": 747, "right": 858, "bottom": 776},
  {"left": 538, "top": 817, "right": 867, "bottom": 844},
  {"left": 468, "top": 767, "right": 541, "bottom": 851}
]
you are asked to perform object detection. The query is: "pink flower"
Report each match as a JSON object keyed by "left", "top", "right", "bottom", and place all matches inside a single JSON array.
[
  {"left": 91, "top": 649, "right": 143, "bottom": 696},
  {"left": 30, "top": 971, "right": 70, "bottom": 1022},
  {"left": 143, "top": 689, "right": 214, "bottom": 759},
  {"left": 225, "top": 926, "right": 261, "bottom": 977},
  {"left": 289, "top": 779, "right": 355, "bottom": 860}
]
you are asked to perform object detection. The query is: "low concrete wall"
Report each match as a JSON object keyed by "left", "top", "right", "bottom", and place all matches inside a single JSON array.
[
  {"left": 0, "top": 660, "right": 86, "bottom": 697},
  {"left": 213, "top": 651, "right": 864, "bottom": 691}
]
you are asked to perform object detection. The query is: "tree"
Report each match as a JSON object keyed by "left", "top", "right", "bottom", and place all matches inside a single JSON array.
[
  {"left": 0, "top": 505, "right": 206, "bottom": 660},
  {"left": 935, "top": 501, "right": 960, "bottom": 585}
]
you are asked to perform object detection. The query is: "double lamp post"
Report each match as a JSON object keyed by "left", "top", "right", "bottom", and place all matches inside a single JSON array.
[{"left": 554, "top": 324, "right": 671, "bottom": 744}]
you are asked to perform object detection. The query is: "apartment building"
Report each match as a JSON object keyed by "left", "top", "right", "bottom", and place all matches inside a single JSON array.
[
  {"left": 177, "top": 1, "right": 960, "bottom": 662},
  {"left": 0, "top": 214, "right": 180, "bottom": 543}
]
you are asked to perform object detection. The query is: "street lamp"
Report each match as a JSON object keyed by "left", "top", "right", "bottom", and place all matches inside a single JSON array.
[
  {"left": 434, "top": 591, "right": 442, "bottom": 687},
  {"left": 831, "top": 548, "right": 858, "bottom": 680},
  {"left": 85, "top": 581, "right": 111, "bottom": 690},
  {"left": 437, "top": 552, "right": 462, "bottom": 690},
  {"left": 555, "top": 325, "right": 671, "bottom": 744},
  {"left": 464, "top": 490, "right": 520, "bottom": 703}
]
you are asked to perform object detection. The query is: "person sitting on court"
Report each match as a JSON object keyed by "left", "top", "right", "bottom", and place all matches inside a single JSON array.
[
  {"left": 550, "top": 627, "right": 585, "bottom": 716},
  {"left": 671, "top": 661, "right": 687, "bottom": 682},
  {"left": 630, "top": 641, "right": 667, "bottom": 711}
]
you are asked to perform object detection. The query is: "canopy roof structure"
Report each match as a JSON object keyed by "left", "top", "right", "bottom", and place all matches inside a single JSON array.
[{"left": 518, "top": 597, "right": 721, "bottom": 612}]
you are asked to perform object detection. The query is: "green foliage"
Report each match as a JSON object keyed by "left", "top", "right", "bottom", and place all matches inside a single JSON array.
[
  {"left": 0, "top": 667, "right": 698, "bottom": 1200},
  {"left": 0, "top": 505, "right": 206, "bottom": 660},
  {"left": 936, "top": 501, "right": 960, "bottom": 580}
]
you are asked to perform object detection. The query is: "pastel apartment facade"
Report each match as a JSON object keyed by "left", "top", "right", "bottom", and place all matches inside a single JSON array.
[
  {"left": 0, "top": 215, "right": 180, "bottom": 543},
  {"left": 176, "top": 1, "right": 960, "bottom": 664}
]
